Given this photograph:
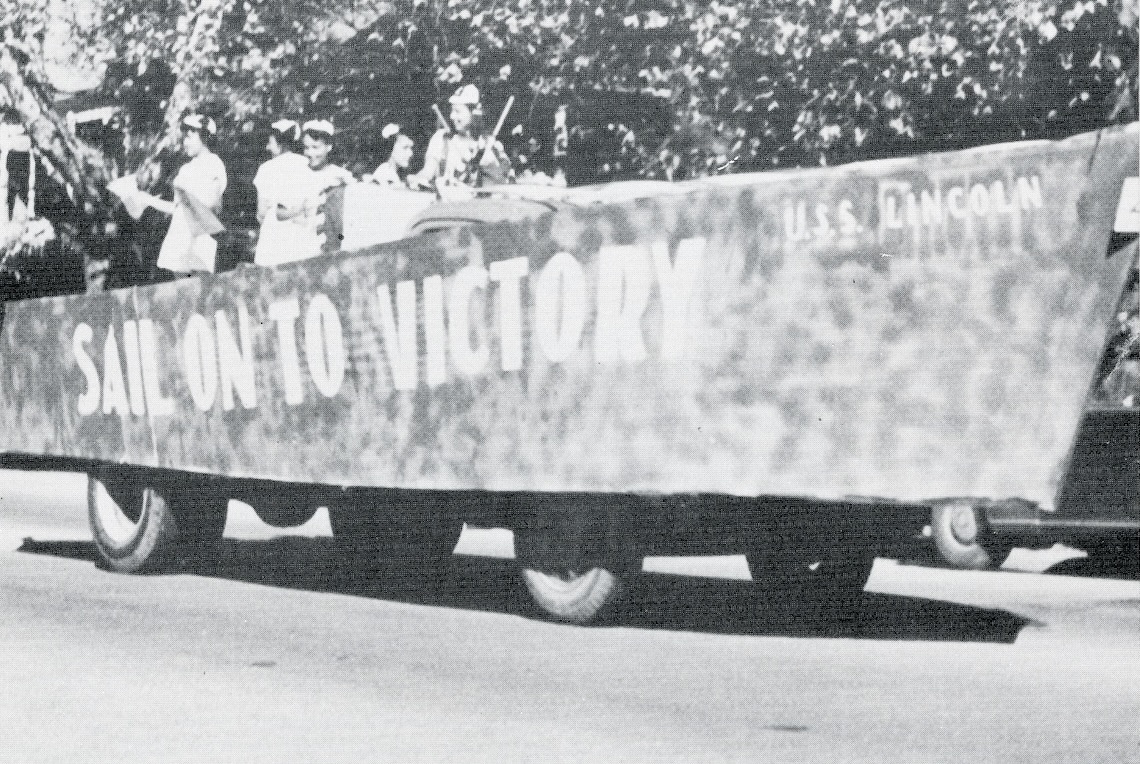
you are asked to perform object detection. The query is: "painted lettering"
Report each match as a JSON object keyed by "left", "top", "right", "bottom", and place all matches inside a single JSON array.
[
  {"left": 73, "top": 323, "right": 100, "bottom": 416},
  {"left": 489, "top": 257, "right": 529, "bottom": 372},
  {"left": 968, "top": 184, "right": 990, "bottom": 217},
  {"left": 304, "top": 294, "right": 346, "bottom": 398},
  {"left": 182, "top": 314, "right": 218, "bottom": 411},
  {"left": 784, "top": 201, "right": 810, "bottom": 242},
  {"left": 946, "top": 187, "right": 968, "bottom": 219},
  {"left": 448, "top": 265, "right": 490, "bottom": 377},
  {"left": 534, "top": 252, "right": 587, "bottom": 364},
  {"left": 652, "top": 238, "right": 704, "bottom": 361},
  {"left": 883, "top": 194, "right": 905, "bottom": 229},
  {"left": 837, "top": 199, "right": 859, "bottom": 236},
  {"left": 919, "top": 189, "right": 942, "bottom": 226},
  {"left": 376, "top": 281, "right": 418, "bottom": 391},
  {"left": 904, "top": 192, "right": 921, "bottom": 228},
  {"left": 121, "top": 321, "right": 147, "bottom": 416},
  {"left": 1017, "top": 176, "right": 1043, "bottom": 210},
  {"left": 268, "top": 298, "right": 304, "bottom": 405},
  {"left": 813, "top": 203, "right": 833, "bottom": 239},
  {"left": 137, "top": 319, "right": 175, "bottom": 417},
  {"left": 215, "top": 305, "right": 257, "bottom": 411},
  {"left": 101, "top": 326, "right": 130, "bottom": 417},
  {"left": 988, "top": 180, "right": 1009, "bottom": 211},
  {"left": 595, "top": 244, "right": 651, "bottom": 365},
  {"left": 879, "top": 174, "right": 1043, "bottom": 231},
  {"left": 423, "top": 275, "right": 447, "bottom": 387}
]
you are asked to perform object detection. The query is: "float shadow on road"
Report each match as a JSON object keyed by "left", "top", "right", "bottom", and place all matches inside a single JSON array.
[{"left": 17, "top": 536, "right": 1028, "bottom": 644}]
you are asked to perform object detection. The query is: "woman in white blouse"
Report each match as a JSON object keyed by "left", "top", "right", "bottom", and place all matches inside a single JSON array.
[
  {"left": 252, "top": 118, "right": 311, "bottom": 267},
  {"left": 274, "top": 119, "right": 355, "bottom": 261},
  {"left": 145, "top": 114, "right": 227, "bottom": 275}
]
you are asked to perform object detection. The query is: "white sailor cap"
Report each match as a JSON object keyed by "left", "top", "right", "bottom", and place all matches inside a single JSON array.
[
  {"left": 181, "top": 113, "right": 217, "bottom": 135},
  {"left": 302, "top": 119, "right": 335, "bottom": 138},
  {"left": 449, "top": 84, "right": 481, "bottom": 108},
  {"left": 270, "top": 119, "right": 301, "bottom": 141}
]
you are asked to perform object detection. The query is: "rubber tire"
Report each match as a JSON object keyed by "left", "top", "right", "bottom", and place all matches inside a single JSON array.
[
  {"left": 520, "top": 567, "right": 625, "bottom": 625},
  {"left": 88, "top": 473, "right": 228, "bottom": 574},
  {"left": 514, "top": 528, "right": 633, "bottom": 625},
  {"left": 930, "top": 502, "right": 1014, "bottom": 570},
  {"left": 330, "top": 490, "right": 463, "bottom": 572}
]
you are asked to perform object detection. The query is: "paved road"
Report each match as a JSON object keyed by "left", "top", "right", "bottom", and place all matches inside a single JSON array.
[{"left": 1, "top": 470, "right": 1137, "bottom": 764}]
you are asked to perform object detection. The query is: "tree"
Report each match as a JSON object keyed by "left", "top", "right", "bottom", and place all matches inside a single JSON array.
[
  {"left": 0, "top": 0, "right": 366, "bottom": 291},
  {"left": 418, "top": 0, "right": 1137, "bottom": 175},
  {"left": 1, "top": 0, "right": 1136, "bottom": 297}
]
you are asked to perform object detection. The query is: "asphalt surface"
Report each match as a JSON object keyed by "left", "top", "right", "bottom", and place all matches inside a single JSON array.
[{"left": 1, "top": 470, "right": 1137, "bottom": 764}]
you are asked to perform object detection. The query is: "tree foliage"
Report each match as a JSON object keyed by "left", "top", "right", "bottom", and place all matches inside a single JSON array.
[
  {"left": 415, "top": 0, "right": 1137, "bottom": 178},
  {"left": 0, "top": 0, "right": 1136, "bottom": 287},
  {"left": 67, "top": 0, "right": 1140, "bottom": 189},
  {"left": 8, "top": 0, "right": 1138, "bottom": 187}
]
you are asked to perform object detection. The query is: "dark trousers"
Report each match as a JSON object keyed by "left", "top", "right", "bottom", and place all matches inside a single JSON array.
[{"left": 6, "top": 150, "right": 30, "bottom": 218}]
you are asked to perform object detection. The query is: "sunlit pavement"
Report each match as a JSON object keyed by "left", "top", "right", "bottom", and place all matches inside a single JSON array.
[{"left": 2, "top": 468, "right": 1138, "bottom": 764}]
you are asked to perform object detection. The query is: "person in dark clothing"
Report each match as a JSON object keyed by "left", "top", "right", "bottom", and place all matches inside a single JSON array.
[{"left": 6, "top": 148, "right": 30, "bottom": 220}]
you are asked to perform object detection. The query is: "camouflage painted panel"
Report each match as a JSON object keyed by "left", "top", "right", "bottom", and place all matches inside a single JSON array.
[{"left": 1, "top": 124, "right": 1136, "bottom": 509}]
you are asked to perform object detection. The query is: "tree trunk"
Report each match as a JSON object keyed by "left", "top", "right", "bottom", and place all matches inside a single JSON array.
[
  {"left": 0, "top": 46, "right": 118, "bottom": 292},
  {"left": 0, "top": 46, "right": 114, "bottom": 217}
]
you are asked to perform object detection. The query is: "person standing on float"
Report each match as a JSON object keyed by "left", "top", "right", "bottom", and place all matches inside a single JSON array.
[
  {"left": 252, "top": 119, "right": 311, "bottom": 266},
  {"left": 367, "top": 123, "right": 416, "bottom": 189},
  {"left": 274, "top": 119, "right": 356, "bottom": 261},
  {"left": 2, "top": 116, "right": 32, "bottom": 222},
  {"left": 410, "top": 84, "right": 511, "bottom": 191},
  {"left": 144, "top": 114, "right": 227, "bottom": 275}
]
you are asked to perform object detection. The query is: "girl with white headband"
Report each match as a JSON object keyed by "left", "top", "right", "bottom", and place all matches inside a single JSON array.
[
  {"left": 274, "top": 119, "right": 356, "bottom": 261},
  {"left": 367, "top": 123, "right": 416, "bottom": 189},
  {"left": 252, "top": 118, "right": 310, "bottom": 266},
  {"left": 144, "top": 113, "right": 227, "bottom": 275}
]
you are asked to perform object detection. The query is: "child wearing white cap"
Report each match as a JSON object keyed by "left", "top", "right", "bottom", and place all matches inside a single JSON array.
[{"left": 410, "top": 84, "right": 511, "bottom": 191}]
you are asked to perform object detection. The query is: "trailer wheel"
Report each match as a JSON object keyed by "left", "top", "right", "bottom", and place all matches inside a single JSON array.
[
  {"left": 330, "top": 490, "right": 462, "bottom": 572},
  {"left": 88, "top": 473, "right": 227, "bottom": 574},
  {"left": 930, "top": 502, "right": 1013, "bottom": 570},
  {"left": 520, "top": 567, "right": 625, "bottom": 625},
  {"left": 514, "top": 528, "right": 633, "bottom": 624}
]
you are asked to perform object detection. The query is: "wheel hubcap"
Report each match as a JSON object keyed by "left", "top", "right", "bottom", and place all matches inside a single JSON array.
[{"left": 948, "top": 505, "right": 979, "bottom": 545}]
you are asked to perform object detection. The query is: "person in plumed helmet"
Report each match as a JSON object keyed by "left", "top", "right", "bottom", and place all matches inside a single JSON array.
[
  {"left": 252, "top": 118, "right": 311, "bottom": 266},
  {"left": 141, "top": 113, "right": 228, "bottom": 275},
  {"left": 410, "top": 84, "right": 511, "bottom": 191}
]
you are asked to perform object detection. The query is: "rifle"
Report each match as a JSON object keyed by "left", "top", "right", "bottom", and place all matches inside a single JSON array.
[
  {"left": 472, "top": 95, "right": 515, "bottom": 186},
  {"left": 407, "top": 104, "right": 454, "bottom": 195},
  {"left": 432, "top": 104, "right": 452, "bottom": 134}
]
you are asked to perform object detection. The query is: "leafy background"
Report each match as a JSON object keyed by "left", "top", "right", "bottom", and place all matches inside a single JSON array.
[
  {"left": 87, "top": 0, "right": 1139, "bottom": 190},
  {"left": 0, "top": 0, "right": 1136, "bottom": 290}
]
